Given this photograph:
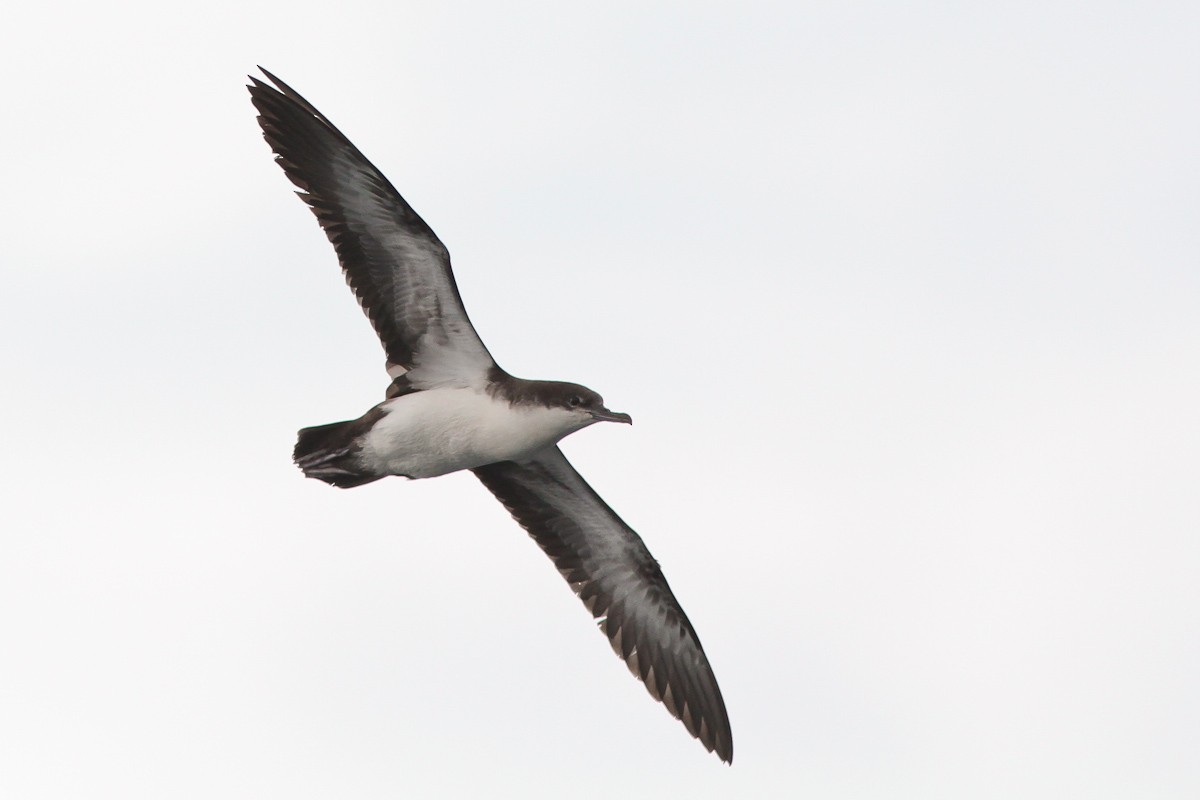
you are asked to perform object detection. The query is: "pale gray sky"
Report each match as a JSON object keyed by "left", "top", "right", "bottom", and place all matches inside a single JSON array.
[{"left": 3, "top": 1, "right": 1199, "bottom": 797}]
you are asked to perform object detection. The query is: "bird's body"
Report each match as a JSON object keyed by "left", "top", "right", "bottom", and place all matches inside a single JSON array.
[
  {"left": 303, "top": 384, "right": 594, "bottom": 483},
  {"left": 249, "top": 68, "right": 732, "bottom": 763},
  {"left": 368, "top": 387, "right": 582, "bottom": 478}
]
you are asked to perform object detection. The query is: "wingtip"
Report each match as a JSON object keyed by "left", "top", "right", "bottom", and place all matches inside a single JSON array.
[
  {"left": 705, "top": 719, "right": 734, "bottom": 764},
  {"left": 712, "top": 711, "right": 734, "bottom": 764},
  {"left": 257, "top": 65, "right": 282, "bottom": 87},
  {"left": 246, "top": 67, "right": 276, "bottom": 98},
  {"left": 247, "top": 67, "right": 285, "bottom": 96}
]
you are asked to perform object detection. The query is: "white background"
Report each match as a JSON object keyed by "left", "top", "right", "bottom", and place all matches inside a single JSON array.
[{"left": 3, "top": 2, "right": 1198, "bottom": 797}]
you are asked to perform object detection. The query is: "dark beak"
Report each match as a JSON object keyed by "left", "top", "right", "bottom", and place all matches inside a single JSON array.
[{"left": 591, "top": 407, "right": 633, "bottom": 425}]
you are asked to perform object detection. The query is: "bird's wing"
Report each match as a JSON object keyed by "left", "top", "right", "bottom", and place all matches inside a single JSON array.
[
  {"left": 249, "top": 69, "right": 496, "bottom": 390},
  {"left": 473, "top": 446, "right": 733, "bottom": 762}
]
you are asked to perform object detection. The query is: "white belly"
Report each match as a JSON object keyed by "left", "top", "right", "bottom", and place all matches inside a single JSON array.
[{"left": 361, "top": 388, "right": 580, "bottom": 479}]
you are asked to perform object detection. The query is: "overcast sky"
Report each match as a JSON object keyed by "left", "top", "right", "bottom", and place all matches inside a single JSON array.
[{"left": 3, "top": 2, "right": 1198, "bottom": 798}]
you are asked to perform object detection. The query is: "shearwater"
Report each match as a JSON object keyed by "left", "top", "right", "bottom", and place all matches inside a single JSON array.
[{"left": 249, "top": 69, "right": 732, "bottom": 763}]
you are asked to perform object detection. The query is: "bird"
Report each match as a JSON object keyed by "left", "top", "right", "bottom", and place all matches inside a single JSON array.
[{"left": 248, "top": 68, "right": 732, "bottom": 763}]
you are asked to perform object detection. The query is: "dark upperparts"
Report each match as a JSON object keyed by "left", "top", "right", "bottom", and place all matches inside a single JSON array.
[{"left": 486, "top": 367, "right": 632, "bottom": 423}]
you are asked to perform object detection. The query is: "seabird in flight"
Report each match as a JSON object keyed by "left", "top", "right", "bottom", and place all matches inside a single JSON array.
[{"left": 248, "top": 69, "right": 732, "bottom": 763}]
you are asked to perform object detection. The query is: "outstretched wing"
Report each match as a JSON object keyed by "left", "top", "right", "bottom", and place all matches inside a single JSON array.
[
  {"left": 474, "top": 447, "right": 733, "bottom": 762},
  {"left": 249, "top": 68, "right": 496, "bottom": 390}
]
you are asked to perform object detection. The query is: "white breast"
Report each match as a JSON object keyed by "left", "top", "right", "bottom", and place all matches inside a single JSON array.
[{"left": 361, "top": 388, "right": 583, "bottom": 479}]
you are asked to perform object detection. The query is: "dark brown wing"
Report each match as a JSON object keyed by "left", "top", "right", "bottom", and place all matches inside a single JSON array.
[
  {"left": 249, "top": 69, "right": 496, "bottom": 390},
  {"left": 474, "top": 446, "right": 733, "bottom": 762}
]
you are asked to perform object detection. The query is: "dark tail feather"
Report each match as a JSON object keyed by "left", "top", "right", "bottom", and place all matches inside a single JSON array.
[{"left": 293, "top": 420, "right": 382, "bottom": 489}]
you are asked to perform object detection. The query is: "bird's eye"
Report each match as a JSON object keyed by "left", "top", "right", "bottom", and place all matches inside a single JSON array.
[{"left": 568, "top": 395, "right": 583, "bottom": 408}]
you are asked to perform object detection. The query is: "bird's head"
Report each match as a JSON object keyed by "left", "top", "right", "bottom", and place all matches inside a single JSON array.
[
  {"left": 515, "top": 379, "right": 632, "bottom": 432},
  {"left": 550, "top": 383, "right": 633, "bottom": 427}
]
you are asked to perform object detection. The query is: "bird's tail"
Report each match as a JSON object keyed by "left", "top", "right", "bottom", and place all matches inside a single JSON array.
[{"left": 293, "top": 420, "right": 382, "bottom": 489}]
